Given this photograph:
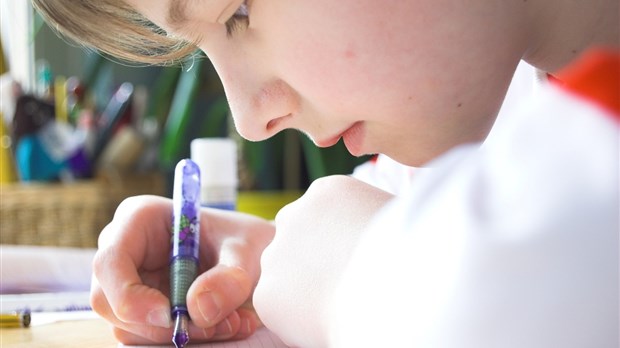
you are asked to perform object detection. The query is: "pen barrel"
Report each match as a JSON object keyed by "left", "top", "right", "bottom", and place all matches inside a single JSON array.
[
  {"left": 170, "top": 159, "right": 201, "bottom": 317},
  {"left": 171, "top": 159, "right": 201, "bottom": 260},
  {"left": 170, "top": 257, "right": 198, "bottom": 310}
]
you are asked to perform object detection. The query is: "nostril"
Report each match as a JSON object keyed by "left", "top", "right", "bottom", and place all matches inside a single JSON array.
[{"left": 266, "top": 114, "right": 292, "bottom": 132}]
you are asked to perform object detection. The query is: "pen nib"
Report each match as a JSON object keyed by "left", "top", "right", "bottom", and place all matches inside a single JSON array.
[{"left": 172, "top": 314, "right": 190, "bottom": 348}]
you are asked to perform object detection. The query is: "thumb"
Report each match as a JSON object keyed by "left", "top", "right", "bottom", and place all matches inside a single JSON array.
[{"left": 187, "top": 263, "right": 255, "bottom": 328}]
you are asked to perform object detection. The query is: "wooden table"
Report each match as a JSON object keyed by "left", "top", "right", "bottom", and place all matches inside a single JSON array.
[{"left": 0, "top": 318, "right": 117, "bottom": 348}]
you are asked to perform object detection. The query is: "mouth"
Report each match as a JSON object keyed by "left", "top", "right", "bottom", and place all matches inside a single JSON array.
[
  {"left": 341, "top": 122, "right": 365, "bottom": 156},
  {"left": 315, "top": 122, "right": 365, "bottom": 155},
  {"left": 315, "top": 133, "right": 342, "bottom": 148}
]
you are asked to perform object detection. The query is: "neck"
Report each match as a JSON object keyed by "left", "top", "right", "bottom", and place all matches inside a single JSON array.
[{"left": 523, "top": 0, "right": 619, "bottom": 73}]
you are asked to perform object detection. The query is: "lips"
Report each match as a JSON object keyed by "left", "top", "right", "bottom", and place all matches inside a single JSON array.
[
  {"left": 315, "top": 122, "right": 365, "bottom": 156},
  {"left": 341, "top": 122, "right": 364, "bottom": 156},
  {"left": 315, "top": 133, "right": 342, "bottom": 148}
]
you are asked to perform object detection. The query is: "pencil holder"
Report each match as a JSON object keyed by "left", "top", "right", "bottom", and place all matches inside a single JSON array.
[{"left": 0, "top": 172, "right": 165, "bottom": 248}]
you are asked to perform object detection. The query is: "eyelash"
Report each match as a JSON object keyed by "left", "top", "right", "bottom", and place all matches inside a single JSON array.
[{"left": 225, "top": 1, "right": 250, "bottom": 37}]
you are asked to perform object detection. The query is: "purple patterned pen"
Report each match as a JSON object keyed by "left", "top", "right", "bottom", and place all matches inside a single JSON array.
[{"left": 170, "top": 159, "right": 201, "bottom": 348}]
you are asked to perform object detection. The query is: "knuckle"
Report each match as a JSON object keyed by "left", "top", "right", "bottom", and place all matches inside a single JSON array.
[
  {"left": 97, "top": 196, "right": 149, "bottom": 249},
  {"left": 112, "top": 195, "right": 170, "bottom": 225},
  {"left": 113, "top": 195, "right": 152, "bottom": 220},
  {"left": 91, "top": 247, "right": 113, "bottom": 279},
  {"left": 97, "top": 221, "right": 115, "bottom": 249},
  {"left": 113, "top": 288, "right": 134, "bottom": 322},
  {"left": 112, "top": 326, "right": 135, "bottom": 345},
  {"left": 89, "top": 286, "right": 108, "bottom": 316},
  {"left": 223, "top": 265, "right": 254, "bottom": 298}
]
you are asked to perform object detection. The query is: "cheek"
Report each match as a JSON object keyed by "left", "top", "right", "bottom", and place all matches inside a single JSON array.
[
  {"left": 288, "top": 51, "right": 365, "bottom": 113},
  {"left": 274, "top": 36, "right": 413, "bottom": 125},
  {"left": 260, "top": 3, "right": 403, "bottom": 117}
]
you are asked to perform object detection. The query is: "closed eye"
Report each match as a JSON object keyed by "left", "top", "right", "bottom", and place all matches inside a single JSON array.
[{"left": 225, "top": 1, "right": 249, "bottom": 37}]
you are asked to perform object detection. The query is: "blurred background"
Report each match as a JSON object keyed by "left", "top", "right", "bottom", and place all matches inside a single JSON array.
[{"left": 0, "top": 2, "right": 369, "bottom": 248}]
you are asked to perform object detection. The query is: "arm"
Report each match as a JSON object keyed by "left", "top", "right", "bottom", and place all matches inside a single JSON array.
[{"left": 253, "top": 175, "right": 394, "bottom": 347}]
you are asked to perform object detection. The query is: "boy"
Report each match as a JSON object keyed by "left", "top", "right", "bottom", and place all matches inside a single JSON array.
[{"left": 33, "top": 0, "right": 618, "bottom": 346}]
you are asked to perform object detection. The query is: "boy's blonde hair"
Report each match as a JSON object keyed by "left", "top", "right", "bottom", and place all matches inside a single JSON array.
[{"left": 31, "top": 0, "right": 196, "bottom": 65}]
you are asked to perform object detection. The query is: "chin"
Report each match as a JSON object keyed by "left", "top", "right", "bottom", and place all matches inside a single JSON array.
[{"left": 382, "top": 150, "right": 444, "bottom": 168}]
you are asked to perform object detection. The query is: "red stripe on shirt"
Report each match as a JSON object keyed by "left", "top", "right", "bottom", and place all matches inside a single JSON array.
[{"left": 552, "top": 48, "right": 620, "bottom": 121}]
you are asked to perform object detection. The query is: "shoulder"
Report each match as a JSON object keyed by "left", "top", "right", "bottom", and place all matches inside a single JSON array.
[{"left": 329, "top": 48, "right": 619, "bottom": 348}]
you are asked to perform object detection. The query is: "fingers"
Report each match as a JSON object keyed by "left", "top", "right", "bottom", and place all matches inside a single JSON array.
[
  {"left": 187, "top": 209, "right": 274, "bottom": 330},
  {"left": 234, "top": 305, "right": 263, "bottom": 339},
  {"left": 187, "top": 264, "right": 254, "bottom": 327},
  {"left": 91, "top": 277, "right": 177, "bottom": 344},
  {"left": 91, "top": 196, "right": 272, "bottom": 344},
  {"left": 109, "top": 314, "right": 218, "bottom": 345},
  {"left": 93, "top": 196, "right": 173, "bottom": 327},
  {"left": 92, "top": 254, "right": 251, "bottom": 344},
  {"left": 93, "top": 249, "right": 171, "bottom": 326},
  {"left": 110, "top": 310, "right": 254, "bottom": 345}
]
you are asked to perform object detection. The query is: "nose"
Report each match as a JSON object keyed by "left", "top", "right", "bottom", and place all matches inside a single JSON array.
[
  {"left": 233, "top": 78, "right": 299, "bottom": 141},
  {"left": 213, "top": 60, "right": 300, "bottom": 142}
]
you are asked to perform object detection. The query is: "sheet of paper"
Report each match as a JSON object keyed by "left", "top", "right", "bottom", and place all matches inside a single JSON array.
[
  {"left": 119, "top": 327, "right": 289, "bottom": 348},
  {"left": 0, "top": 291, "right": 92, "bottom": 312},
  {"left": 0, "top": 245, "right": 95, "bottom": 293},
  {"left": 0, "top": 291, "right": 98, "bottom": 325}
]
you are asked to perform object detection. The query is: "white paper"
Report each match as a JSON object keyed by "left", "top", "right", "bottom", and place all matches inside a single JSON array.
[
  {"left": 0, "top": 291, "right": 97, "bottom": 326},
  {"left": 0, "top": 291, "right": 92, "bottom": 312},
  {"left": 120, "top": 327, "right": 289, "bottom": 348},
  {"left": 0, "top": 245, "right": 95, "bottom": 293}
]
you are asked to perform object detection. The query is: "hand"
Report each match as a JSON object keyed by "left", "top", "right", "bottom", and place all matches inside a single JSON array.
[
  {"left": 253, "top": 175, "right": 393, "bottom": 347},
  {"left": 90, "top": 195, "right": 274, "bottom": 345}
]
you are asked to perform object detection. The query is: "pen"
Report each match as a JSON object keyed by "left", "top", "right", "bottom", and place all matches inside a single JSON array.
[
  {"left": 170, "top": 159, "right": 201, "bottom": 348},
  {"left": 0, "top": 312, "right": 31, "bottom": 328}
]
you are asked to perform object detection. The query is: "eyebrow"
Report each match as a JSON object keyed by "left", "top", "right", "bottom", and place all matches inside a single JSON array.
[{"left": 167, "top": 0, "right": 189, "bottom": 27}]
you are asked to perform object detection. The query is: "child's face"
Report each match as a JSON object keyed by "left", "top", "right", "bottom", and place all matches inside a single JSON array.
[{"left": 127, "top": 0, "right": 527, "bottom": 165}]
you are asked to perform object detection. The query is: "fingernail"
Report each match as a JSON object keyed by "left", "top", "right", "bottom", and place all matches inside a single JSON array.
[
  {"left": 202, "top": 326, "right": 216, "bottom": 339},
  {"left": 239, "top": 317, "right": 252, "bottom": 335},
  {"left": 197, "top": 291, "right": 222, "bottom": 324},
  {"left": 147, "top": 308, "right": 171, "bottom": 328},
  {"left": 214, "top": 318, "right": 233, "bottom": 339}
]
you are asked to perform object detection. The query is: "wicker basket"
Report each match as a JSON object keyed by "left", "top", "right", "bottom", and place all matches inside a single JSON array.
[{"left": 0, "top": 172, "right": 165, "bottom": 248}]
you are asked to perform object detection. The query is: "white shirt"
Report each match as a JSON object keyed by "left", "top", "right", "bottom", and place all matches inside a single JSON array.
[{"left": 332, "top": 56, "right": 619, "bottom": 347}]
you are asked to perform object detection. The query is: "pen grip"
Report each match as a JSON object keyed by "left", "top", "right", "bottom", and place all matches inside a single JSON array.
[{"left": 170, "top": 258, "right": 198, "bottom": 310}]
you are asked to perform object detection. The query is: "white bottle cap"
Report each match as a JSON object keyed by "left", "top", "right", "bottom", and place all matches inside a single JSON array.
[{"left": 190, "top": 138, "right": 238, "bottom": 188}]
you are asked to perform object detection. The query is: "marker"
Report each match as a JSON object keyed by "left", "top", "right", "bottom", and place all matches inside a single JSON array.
[
  {"left": 170, "top": 159, "right": 201, "bottom": 348},
  {"left": 0, "top": 312, "right": 31, "bottom": 328}
]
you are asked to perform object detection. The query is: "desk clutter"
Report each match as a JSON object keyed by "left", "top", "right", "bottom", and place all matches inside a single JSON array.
[
  {"left": 1, "top": 55, "right": 169, "bottom": 248},
  {"left": 0, "top": 172, "right": 164, "bottom": 248}
]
